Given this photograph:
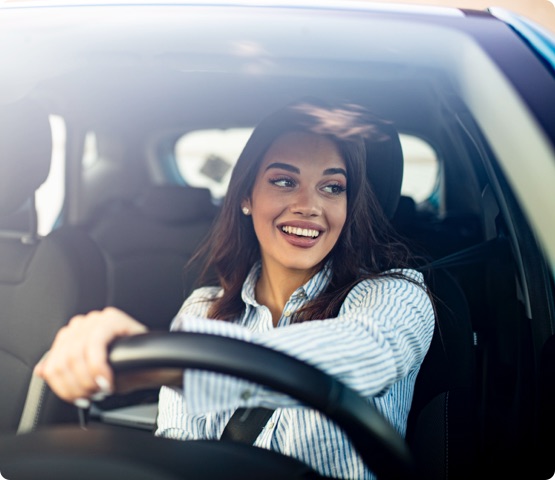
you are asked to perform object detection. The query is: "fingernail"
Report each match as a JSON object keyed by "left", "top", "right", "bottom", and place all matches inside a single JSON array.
[
  {"left": 95, "top": 375, "right": 112, "bottom": 394},
  {"left": 90, "top": 391, "right": 107, "bottom": 402},
  {"left": 74, "top": 398, "right": 91, "bottom": 409}
]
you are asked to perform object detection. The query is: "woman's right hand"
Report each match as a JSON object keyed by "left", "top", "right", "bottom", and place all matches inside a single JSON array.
[{"left": 34, "top": 307, "right": 148, "bottom": 405}]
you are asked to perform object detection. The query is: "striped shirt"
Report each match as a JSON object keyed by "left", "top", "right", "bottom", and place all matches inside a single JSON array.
[{"left": 156, "top": 262, "right": 434, "bottom": 479}]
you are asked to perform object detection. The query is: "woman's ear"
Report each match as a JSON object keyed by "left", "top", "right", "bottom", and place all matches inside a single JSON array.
[{"left": 241, "top": 199, "right": 252, "bottom": 216}]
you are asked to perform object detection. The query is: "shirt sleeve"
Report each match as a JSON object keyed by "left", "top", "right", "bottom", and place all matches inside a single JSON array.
[{"left": 174, "top": 272, "right": 435, "bottom": 414}]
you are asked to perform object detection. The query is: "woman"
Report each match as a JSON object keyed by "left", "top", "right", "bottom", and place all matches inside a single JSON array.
[{"left": 36, "top": 100, "right": 435, "bottom": 479}]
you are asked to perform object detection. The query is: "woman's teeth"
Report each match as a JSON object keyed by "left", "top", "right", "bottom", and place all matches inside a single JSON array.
[{"left": 281, "top": 226, "right": 320, "bottom": 238}]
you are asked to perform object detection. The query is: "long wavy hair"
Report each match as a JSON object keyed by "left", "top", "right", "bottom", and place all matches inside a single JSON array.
[{"left": 193, "top": 99, "right": 415, "bottom": 322}]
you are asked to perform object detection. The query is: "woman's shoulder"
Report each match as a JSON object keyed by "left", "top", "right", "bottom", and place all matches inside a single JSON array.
[
  {"left": 345, "top": 268, "right": 427, "bottom": 304},
  {"left": 381, "top": 268, "right": 426, "bottom": 285},
  {"left": 169, "top": 286, "right": 223, "bottom": 331},
  {"left": 188, "top": 285, "right": 224, "bottom": 299},
  {"left": 359, "top": 267, "right": 425, "bottom": 286},
  {"left": 176, "top": 286, "right": 223, "bottom": 316}
]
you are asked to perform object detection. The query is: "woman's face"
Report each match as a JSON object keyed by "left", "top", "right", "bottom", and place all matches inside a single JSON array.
[{"left": 244, "top": 131, "right": 348, "bottom": 277}]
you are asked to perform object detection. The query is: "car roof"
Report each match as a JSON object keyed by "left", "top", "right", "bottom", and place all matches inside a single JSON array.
[{"left": 0, "top": 0, "right": 465, "bottom": 16}]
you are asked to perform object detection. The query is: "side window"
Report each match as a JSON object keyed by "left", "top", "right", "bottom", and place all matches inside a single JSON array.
[
  {"left": 35, "top": 115, "right": 66, "bottom": 236},
  {"left": 175, "top": 128, "right": 253, "bottom": 201},
  {"left": 174, "top": 128, "right": 438, "bottom": 204},
  {"left": 399, "top": 134, "right": 439, "bottom": 203}
]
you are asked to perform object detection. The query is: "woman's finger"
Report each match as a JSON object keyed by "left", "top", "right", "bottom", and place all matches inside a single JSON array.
[{"left": 35, "top": 307, "right": 148, "bottom": 403}]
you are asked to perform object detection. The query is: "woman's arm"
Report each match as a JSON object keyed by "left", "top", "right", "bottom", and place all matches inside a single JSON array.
[{"left": 174, "top": 272, "right": 435, "bottom": 414}]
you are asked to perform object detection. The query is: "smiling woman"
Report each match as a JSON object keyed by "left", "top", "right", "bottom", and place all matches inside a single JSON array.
[{"left": 36, "top": 99, "right": 435, "bottom": 480}]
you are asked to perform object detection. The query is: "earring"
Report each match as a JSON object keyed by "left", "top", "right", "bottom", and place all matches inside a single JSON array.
[{"left": 242, "top": 206, "right": 250, "bottom": 215}]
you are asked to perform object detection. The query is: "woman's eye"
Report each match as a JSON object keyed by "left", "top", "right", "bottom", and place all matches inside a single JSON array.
[
  {"left": 270, "top": 177, "right": 295, "bottom": 188},
  {"left": 322, "top": 183, "right": 347, "bottom": 195}
]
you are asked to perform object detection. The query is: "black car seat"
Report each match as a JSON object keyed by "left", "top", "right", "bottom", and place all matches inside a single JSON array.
[
  {"left": 366, "top": 123, "right": 477, "bottom": 479},
  {"left": 406, "top": 266, "right": 477, "bottom": 479},
  {"left": 86, "top": 185, "right": 218, "bottom": 331},
  {"left": 0, "top": 99, "right": 108, "bottom": 432}
]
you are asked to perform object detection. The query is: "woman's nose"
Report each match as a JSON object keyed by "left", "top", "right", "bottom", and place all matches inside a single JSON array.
[{"left": 289, "top": 188, "right": 321, "bottom": 216}]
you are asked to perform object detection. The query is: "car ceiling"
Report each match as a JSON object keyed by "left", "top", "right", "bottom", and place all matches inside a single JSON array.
[{"left": 34, "top": 66, "right": 448, "bottom": 141}]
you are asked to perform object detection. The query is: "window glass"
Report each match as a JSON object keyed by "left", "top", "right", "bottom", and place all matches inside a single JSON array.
[
  {"left": 35, "top": 115, "right": 66, "bottom": 235},
  {"left": 175, "top": 129, "right": 438, "bottom": 203},
  {"left": 399, "top": 134, "right": 439, "bottom": 203},
  {"left": 175, "top": 128, "right": 253, "bottom": 200}
]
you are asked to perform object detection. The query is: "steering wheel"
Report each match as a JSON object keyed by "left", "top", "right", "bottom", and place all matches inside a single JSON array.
[
  {"left": 0, "top": 332, "right": 415, "bottom": 480},
  {"left": 110, "top": 332, "right": 415, "bottom": 478}
]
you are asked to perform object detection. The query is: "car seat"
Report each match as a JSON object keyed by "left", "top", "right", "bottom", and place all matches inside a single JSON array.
[
  {"left": 0, "top": 99, "right": 108, "bottom": 432},
  {"left": 86, "top": 185, "right": 218, "bottom": 331},
  {"left": 365, "top": 122, "right": 477, "bottom": 479}
]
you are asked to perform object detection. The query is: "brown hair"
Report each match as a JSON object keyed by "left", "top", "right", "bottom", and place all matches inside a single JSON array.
[{"left": 192, "top": 99, "right": 414, "bottom": 322}]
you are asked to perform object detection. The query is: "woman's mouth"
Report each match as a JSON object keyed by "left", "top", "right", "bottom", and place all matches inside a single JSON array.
[
  {"left": 279, "top": 224, "right": 323, "bottom": 248},
  {"left": 281, "top": 225, "right": 320, "bottom": 239}
]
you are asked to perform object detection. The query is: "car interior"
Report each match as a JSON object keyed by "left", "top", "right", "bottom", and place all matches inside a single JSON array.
[{"left": 1, "top": 6, "right": 554, "bottom": 479}]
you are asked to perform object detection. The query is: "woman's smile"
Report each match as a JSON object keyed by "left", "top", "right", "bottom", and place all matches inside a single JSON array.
[{"left": 278, "top": 221, "right": 324, "bottom": 247}]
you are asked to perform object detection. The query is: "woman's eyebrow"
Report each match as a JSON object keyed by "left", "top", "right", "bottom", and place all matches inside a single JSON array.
[
  {"left": 323, "top": 167, "right": 347, "bottom": 178},
  {"left": 265, "top": 163, "right": 347, "bottom": 178},
  {"left": 265, "top": 162, "right": 300, "bottom": 173}
]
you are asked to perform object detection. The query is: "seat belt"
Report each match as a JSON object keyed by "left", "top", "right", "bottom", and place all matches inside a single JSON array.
[
  {"left": 17, "top": 351, "right": 49, "bottom": 434},
  {"left": 416, "top": 238, "right": 500, "bottom": 272},
  {"left": 220, "top": 407, "right": 275, "bottom": 444}
]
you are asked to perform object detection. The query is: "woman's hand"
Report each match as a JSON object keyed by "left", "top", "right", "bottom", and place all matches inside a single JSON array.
[{"left": 34, "top": 307, "right": 148, "bottom": 405}]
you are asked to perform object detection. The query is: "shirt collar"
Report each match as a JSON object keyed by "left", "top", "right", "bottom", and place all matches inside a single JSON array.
[
  {"left": 241, "top": 262, "right": 262, "bottom": 307},
  {"left": 241, "top": 260, "right": 333, "bottom": 307}
]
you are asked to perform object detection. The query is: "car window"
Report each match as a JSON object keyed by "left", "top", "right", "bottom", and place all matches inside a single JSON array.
[
  {"left": 174, "top": 128, "right": 253, "bottom": 201},
  {"left": 399, "top": 134, "right": 439, "bottom": 203},
  {"left": 174, "top": 129, "right": 439, "bottom": 204},
  {"left": 35, "top": 115, "right": 66, "bottom": 236}
]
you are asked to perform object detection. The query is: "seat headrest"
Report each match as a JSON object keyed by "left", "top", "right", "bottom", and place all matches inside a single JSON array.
[
  {"left": 365, "top": 122, "right": 404, "bottom": 219},
  {"left": 135, "top": 185, "right": 217, "bottom": 223},
  {"left": 0, "top": 100, "right": 52, "bottom": 217}
]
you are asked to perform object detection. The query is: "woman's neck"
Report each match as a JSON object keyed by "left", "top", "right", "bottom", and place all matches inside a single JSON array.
[{"left": 255, "top": 262, "right": 316, "bottom": 327}]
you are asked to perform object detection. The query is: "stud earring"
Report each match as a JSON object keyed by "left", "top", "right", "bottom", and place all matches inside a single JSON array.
[{"left": 242, "top": 206, "right": 250, "bottom": 215}]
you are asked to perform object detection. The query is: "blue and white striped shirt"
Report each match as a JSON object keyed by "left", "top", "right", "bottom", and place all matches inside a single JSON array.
[{"left": 156, "top": 262, "right": 434, "bottom": 479}]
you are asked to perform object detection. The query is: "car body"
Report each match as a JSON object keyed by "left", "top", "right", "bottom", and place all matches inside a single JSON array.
[{"left": 0, "top": 1, "right": 554, "bottom": 479}]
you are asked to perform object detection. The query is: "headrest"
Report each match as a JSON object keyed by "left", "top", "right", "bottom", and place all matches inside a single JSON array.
[
  {"left": 365, "top": 122, "right": 404, "bottom": 219},
  {"left": 135, "top": 185, "right": 217, "bottom": 223},
  {"left": 0, "top": 100, "right": 52, "bottom": 217}
]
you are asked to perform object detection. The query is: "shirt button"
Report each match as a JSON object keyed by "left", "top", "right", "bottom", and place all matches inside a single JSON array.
[
  {"left": 297, "top": 291, "right": 306, "bottom": 298},
  {"left": 267, "top": 421, "right": 275, "bottom": 429},
  {"left": 240, "top": 390, "right": 252, "bottom": 400},
  {"left": 283, "top": 310, "right": 292, "bottom": 317}
]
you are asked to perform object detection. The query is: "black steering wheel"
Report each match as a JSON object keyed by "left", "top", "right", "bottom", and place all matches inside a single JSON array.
[
  {"left": 110, "top": 332, "right": 415, "bottom": 478},
  {"left": 0, "top": 332, "right": 415, "bottom": 480}
]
